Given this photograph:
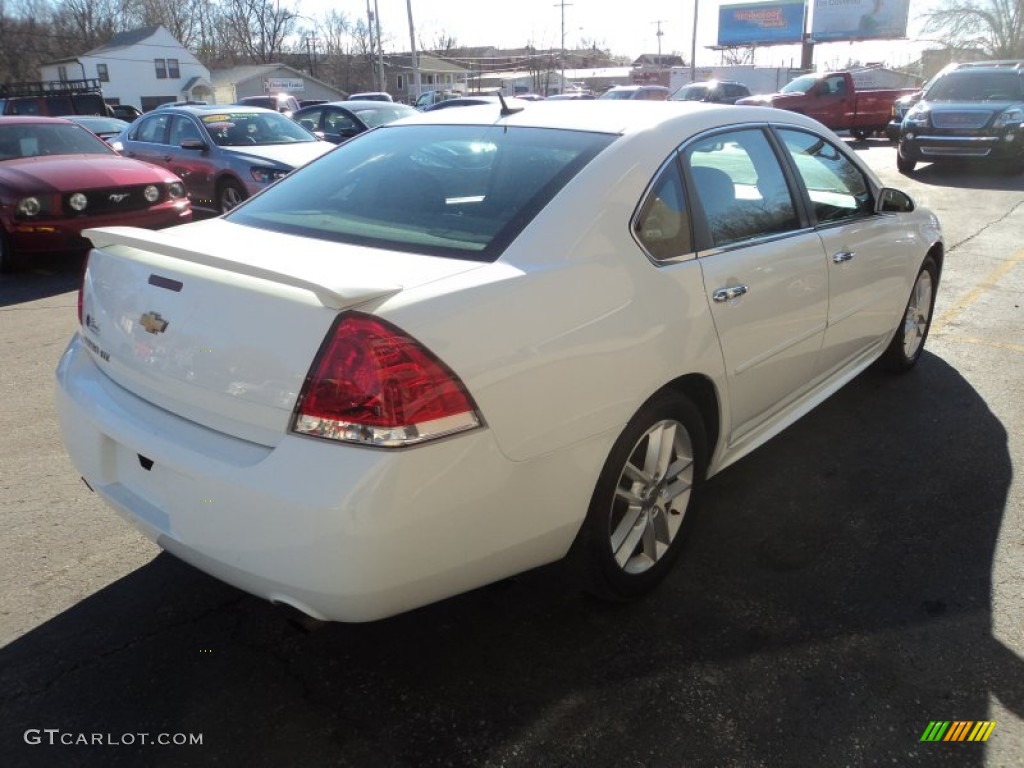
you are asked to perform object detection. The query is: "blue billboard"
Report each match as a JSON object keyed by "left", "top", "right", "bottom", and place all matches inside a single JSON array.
[{"left": 718, "top": 1, "right": 807, "bottom": 47}]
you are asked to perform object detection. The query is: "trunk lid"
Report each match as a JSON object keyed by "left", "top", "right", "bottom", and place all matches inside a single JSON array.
[{"left": 80, "top": 219, "right": 484, "bottom": 446}]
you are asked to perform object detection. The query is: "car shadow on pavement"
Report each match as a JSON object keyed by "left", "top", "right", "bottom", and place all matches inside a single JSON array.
[
  {"left": 0, "top": 352, "right": 1018, "bottom": 767},
  {"left": 0, "top": 253, "right": 83, "bottom": 307}
]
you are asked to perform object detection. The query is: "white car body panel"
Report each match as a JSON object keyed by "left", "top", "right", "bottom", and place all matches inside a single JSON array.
[
  {"left": 56, "top": 102, "right": 944, "bottom": 621},
  {"left": 699, "top": 231, "right": 829, "bottom": 442}
]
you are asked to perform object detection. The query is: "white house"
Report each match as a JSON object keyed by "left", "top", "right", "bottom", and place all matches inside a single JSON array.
[{"left": 40, "top": 26, "right": 213, "bottom": 111}]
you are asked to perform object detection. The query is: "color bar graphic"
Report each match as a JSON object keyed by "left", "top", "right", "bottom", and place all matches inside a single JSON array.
[{"left": 920, "top": 721, "right": 996, "bottom": 742}]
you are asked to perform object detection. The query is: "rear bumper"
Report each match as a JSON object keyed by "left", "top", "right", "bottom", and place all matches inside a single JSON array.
[
  {"left": 55, "top": 335, "right": 603, "bottom": 622},
  {"left": 7, "top": 202, "right": 191, "bottom": 255}
]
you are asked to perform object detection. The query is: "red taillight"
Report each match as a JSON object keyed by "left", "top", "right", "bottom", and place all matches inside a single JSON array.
[
  {"left": 292, "top": 312, "right": 481, "bottom": 447},
  {"left": 77, "top": 252, "right": 89, "bottom": 325}
]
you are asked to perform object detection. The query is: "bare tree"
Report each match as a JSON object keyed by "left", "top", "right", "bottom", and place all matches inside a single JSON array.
[
  {"left": 220, "top": 0, "right": 297, "bottom": 62},
  {"left": 125, "top": 0, "right": 209, "bottom": 49},
  {"left": 421, "top": 31, "right": 457, "bottom": 55},
  {"left": 51, "top": 0, "right": 132, "bottom": 51},
  {"left": 720, "top": 46, "right": 755, "bottom": 66},
  {"left": 921, "top": 0, "right": 1024, "bottom": 59}
]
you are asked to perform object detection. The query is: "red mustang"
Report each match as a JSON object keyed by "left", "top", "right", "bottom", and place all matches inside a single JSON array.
[{"left": 1, "top": 116, "right": 191, "bottom": 272}]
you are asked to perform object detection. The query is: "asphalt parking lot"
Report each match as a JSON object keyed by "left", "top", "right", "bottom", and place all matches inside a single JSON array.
[{"left": 1, "top": 138, "right": 1022, "bottom": 767}]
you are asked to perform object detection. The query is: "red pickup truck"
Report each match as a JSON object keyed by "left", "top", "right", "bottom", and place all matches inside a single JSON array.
[{"left": 736, "top": 71, "right": 917, "bottom": 140}]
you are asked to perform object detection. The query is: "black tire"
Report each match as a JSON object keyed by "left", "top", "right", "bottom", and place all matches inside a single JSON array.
[
  {"left": 217, "top": 179, "right": 247, "bottom": 214},
  {"left": 570, "top": 391, "right": 708, "bottom": 601},
  {"left": 0, "top": 227, "right": 21, "bottom": 274},
  {"left": 896, "top": 149, "right": 916, "bottom": 175},
  {"left": 880, "top": 255, "right": 938, "bottom": 373}
]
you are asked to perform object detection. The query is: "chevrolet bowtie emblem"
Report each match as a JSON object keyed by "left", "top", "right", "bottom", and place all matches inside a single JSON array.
[{"left": 139, "top": 311, "right": 169, "bottom": 334}]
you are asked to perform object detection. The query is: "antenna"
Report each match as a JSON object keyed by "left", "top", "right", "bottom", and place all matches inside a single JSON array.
[{"left": 497, "top": 92, "right": 524, "bottom": 116}]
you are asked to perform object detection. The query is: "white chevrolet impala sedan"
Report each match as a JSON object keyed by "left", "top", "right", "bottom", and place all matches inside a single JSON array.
[{"left": 56, "top": 100, "right": 943, "bottom": 622}]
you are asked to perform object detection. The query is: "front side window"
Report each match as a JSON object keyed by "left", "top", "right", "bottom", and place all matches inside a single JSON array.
[
  {"left": 228, "top": 124, "right": 615, "bottom": 261},
  {"left": 155, "top": 59, "right": 167, "bottom": 79},
  {"left": 633, "top": 160, "right": 692, "bottom": 261},
  {"left": 170, "top": 115, "right": 201, "bottom": 145},
  {"left": 295, "top": 108, "right": 323, "bottom": 133},
  {"left": 776, "top": 128, "right": 872, "bottom": 225},
  {"left": 684, "top": 128, "right": 799, "bottom": 248},
  {"left": 825, "top": 75, "right": 847, "bottom": 96}
]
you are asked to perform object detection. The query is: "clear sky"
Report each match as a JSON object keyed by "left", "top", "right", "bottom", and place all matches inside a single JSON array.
[{"left": 307, "top": 0, "right": 937, "bottom": 70}]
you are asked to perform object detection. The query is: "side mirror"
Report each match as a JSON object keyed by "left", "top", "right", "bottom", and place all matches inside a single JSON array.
[
  {"left": 877, "top": 187, "right": 915, "bottom": 213},
  {"left": 180, "top": 138, "right": 206, "bottom": 151}
]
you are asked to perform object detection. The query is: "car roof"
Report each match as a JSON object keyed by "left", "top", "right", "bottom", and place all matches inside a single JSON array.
[
  {"left": 940, "top": 65, "right": 1024, "bottom": 73},
  {"left": 299, "top": 100, "right": 414, "bottom": 110},
  {"left": 685, "top": 80, "right": 746, "bottom": 87},
  {"left": 397, "top": 99, "right": 825, "bottom": 137},
  {"left": 950, "top": 59, "right": 1024, "bottom": 70},
  {"left": 157, "top": 104, "right": 278, "bottom": 116}
]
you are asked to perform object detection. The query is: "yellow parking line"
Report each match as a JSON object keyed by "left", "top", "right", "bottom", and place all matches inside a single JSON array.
[{"left": 933, "top": 249, "right": 1024, "bottom": 332}]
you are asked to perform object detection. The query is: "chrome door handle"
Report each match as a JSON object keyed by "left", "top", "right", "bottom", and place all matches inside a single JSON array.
[
  {"left": 712, "top": 284, "right": 749, "bottom": 303},
  {"left": 832, "top": 251, "right": 855, "bottom": 263}
]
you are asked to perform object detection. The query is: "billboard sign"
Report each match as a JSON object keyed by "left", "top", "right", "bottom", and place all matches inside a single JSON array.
[
  {"left": 809, "top": 0, "right": 910, "bottom": 41},
  {"left": 718, "top": 1, "right": 807, "bottom": 47}
]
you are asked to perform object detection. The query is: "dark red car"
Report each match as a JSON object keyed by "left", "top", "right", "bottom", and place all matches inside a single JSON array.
[{"left": 0, "top": 116, "right": 191, "bottom": 272}]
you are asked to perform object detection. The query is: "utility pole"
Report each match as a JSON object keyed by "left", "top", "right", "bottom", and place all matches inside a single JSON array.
[
  {"left": 374, "top": 0, "right": 385, "bottom": 94},
  {"left": 690, "top": 0, "right": 699, "bottom": 84},
  {"left": 366, "top": 0, "right": 378, "bottom": 90},
  {"left": 554, "top": 0, "right": 573, "bottom": 93},
  {"left": 653, "top": 20, "right": 666, "bottom": 79},
  {"left": 305, "top": 34, "right": 318, "bottom": 78},
  {"left": 407, "top": 0, "right": 421, "bottom": 102}
]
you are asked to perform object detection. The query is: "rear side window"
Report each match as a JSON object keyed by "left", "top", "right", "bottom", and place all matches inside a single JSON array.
[
  {"left": 634, "top": 161, "right": 692, "bottom": 261},
  {"left": 228, "top": 124, "right": 615, "bottom": 261},
  {"left": 684, "top": 128, "right": 799, "bottom": 248}
]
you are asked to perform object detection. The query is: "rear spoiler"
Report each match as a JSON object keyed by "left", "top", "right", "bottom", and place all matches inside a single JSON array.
[{"left": 83, "top": 227, "right": 401, "bottom": 310}]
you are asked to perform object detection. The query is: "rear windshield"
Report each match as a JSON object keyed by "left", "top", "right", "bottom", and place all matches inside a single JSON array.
[
  {"left": 926, "top": 71, "right": 1024, "bottom": 101},
  {"left": 673, "top": 86, "right": 710, "bottom": 101},
  {"left": 350, "top": 104, "right": 418, "bottom": 127},
  {"left": 227, "top": 124, "right": 615, "bottom": 262}
]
